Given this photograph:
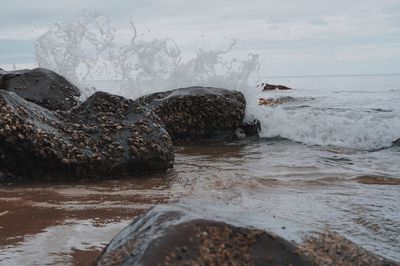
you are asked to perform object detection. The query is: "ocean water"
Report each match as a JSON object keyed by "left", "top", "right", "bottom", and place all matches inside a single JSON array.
[{"left": 251, "top": 74, "right": 400, "bottom": 150}]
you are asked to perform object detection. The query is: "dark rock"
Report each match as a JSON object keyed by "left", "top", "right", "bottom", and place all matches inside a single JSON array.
[
  {"left": 239, "top": 119, "right": 261, "bottom": 137},
  {"left": 96, "top": 205, "right": 311, "bottom": 266},
  {"left": 137, "top": 86, "right": 246, "bottom": 141},
  {"left": 0, "top": 90, "right": 173, "bottom": 181},
  {"left": 393, "top": 138, "right": 400, "bottom": 145},
  {"left": 260, "top": 83, "right": 292, "bottom": 91},
  {"left": 0, "top": 68, "right": 80, "bottom": 110},
  {"left": 98, "top": 206, "right": 396, "bottom": 266}
]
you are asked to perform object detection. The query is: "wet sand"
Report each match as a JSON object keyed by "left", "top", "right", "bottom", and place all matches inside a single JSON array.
[{"left": 0, "top": 177, "right": 173, "bottom": 265}]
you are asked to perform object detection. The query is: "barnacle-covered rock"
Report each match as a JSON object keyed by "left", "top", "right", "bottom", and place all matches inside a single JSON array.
[
  {"left": 96, "top": 205, "right": 311, "bottom": 266},
  {"left": 0, "top": 68, "right": 80, "bottom": 110},
  {"left": 137, "top": 86, "right": 246, "bottom": 141},
  {"left": 0, "top": 90, "right": 173, "bottom": 181},
  {"left": 98, "top": 205, "right": 395, "bottom": 266}
]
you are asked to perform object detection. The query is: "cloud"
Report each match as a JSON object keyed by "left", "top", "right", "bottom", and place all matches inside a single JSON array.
[{"left": 0, "top": 0, "right": 399, "bottom": 75}]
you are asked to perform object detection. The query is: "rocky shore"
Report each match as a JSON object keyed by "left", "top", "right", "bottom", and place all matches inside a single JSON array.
[
  {"left": 0, "top": 89, "right": 174, "bottom": 180},
  {"left": 0, "top": 68, "right": 259, "bottom": 181}
]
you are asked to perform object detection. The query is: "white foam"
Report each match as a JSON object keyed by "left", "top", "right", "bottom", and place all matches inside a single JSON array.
[{"left": 261, "top": 106, "right": 400, "bottom": 149}]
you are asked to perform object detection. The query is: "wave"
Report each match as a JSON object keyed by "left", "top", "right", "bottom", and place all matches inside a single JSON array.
[
  {"left": 35, "top": 12, "right": 400, "bottom": 151},
  {"left": 248, "top": 102, "right": 400, "bottom": 150},
  {"left": 35, "top": 11, "right": 259, "bottom": 99}
]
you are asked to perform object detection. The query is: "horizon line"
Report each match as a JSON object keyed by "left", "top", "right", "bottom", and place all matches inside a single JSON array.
[{"left": 260, "top": 73, "right": 400, "bottom": 79}]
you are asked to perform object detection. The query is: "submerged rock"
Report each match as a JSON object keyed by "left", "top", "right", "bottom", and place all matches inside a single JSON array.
[
  {"left": 137, "top": 86, "right": 246, "bottom": 141},
  {"left": 260, "top": 82, "right": 292, "bottom": 91},
  {"left": 353, "top": 175, "right": 400, "bottom": 185},
  {"left": 0, "top": 90, "right": 173, "bottom": 181},
  {"left": 259, "top": 96, "right": 295, "bottom": 106},
  {"left": 0, "top": 68, "right": 80, "bottom": 111},
  {"left": 96, "top": 206, "right": 311, "bottom": 266}
]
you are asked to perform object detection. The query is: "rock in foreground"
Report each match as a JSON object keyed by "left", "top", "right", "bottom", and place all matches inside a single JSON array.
[
  {"left": 97, "top": 206, "right": 311, "bottom": 266},
  {"left": 0, "top": 68, "right": 80, "bottom": 111},
  {"left": 137, "top": 86, "right": 246, "bottom": 141},
  {"left": 0, "top": 90, "right": 173, "bottom": 181},
  {"left": 97, "top": 206, "right": 397, "bottom": 266}
]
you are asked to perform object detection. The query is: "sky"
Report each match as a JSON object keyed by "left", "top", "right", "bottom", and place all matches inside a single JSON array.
[{"left": 0, "top": 0, "right": 399, "bottom": 76}]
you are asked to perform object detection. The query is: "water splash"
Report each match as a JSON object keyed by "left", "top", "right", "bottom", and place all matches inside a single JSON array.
[
  {"left": 35, "top": 11, "right": 260, "bottom": 99},
  {"left": 35, "top": 11, "right": 400, "bottom": 150}
]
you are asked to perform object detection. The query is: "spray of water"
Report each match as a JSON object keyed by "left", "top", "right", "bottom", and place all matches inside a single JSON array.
[
  {"left": 35, "top": 10, "right": 260, "bottom": 99},
  {"left": 35, "top": 11, "right": 400, "bottom": 150}
]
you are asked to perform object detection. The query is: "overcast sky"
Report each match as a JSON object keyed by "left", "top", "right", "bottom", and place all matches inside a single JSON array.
[{"left": 0, "top": 0, "right": 399, "bottom": 76}]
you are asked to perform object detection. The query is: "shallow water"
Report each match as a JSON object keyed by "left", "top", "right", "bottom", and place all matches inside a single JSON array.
[{"left": 0, "top": 139, "right": 399, "bottom": 265}]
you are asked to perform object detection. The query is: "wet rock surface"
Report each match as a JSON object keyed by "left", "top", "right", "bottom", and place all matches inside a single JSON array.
[
  {"left": 239, "top": 119, "right": 261, "bottom": 137},
  {"left": 137, "top": 86, "right": 246, "bottom": 141},
  {"left": 96, "top": 206, "right": 311, "bottom": 266},
  {"left": 0, "top": 68, "right": 80, "bottom": 111},
  {"left": 260, "top": 82, "right": 293, "bottom": 91},
  {"left": 299, "top": 231, "right": 398, "bottom": 266},
  {"left": 0, "top": 90, "right": 174, "bottom": 181},
  {"left": 98, "top": 206, "right": 398, "bottom": 266}
]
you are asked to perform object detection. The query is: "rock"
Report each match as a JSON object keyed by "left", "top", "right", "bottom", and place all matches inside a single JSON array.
[
  {"left": 260, "top": 82, "right": 292, "bottom": 91},
  {"left": 0, "top": 68, "right": 80, "bottom": 110},
  {"left": 0, "top": 90, "right": 174, "bottom": 181},
  {"left": 97, "top": 206, "right": 397, "bottom": 266},
  {"left": 239, "top": 119, "right": 261, "bottom": 137},
  {"left": 353, "top": 175, "right": 400, "bottom": 185},
  {"left": 299, "top": 231, "right": 397, "bottom": 266},
  {"left": 96, "top": 205, "right": 311, "bottom": 266},
  {"left": 259, "top": 96, "right": 295, "bottom": 106},
  {"left": 137, "top": 86, "right": 246, "bottom": 141},
  {"left": 393, "top": 138, "right": 400, "bottom": 145}
]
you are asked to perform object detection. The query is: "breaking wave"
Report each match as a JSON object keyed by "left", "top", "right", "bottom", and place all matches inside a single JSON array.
[
  {"left": 35, "top": 11, "right": 400, "bottom": 151},
  {"left": 253, "top": 104, "right": 400, "bottom": 150},
  {"left": 35, "top": 10, "right": 259, "bottom": 99}
]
